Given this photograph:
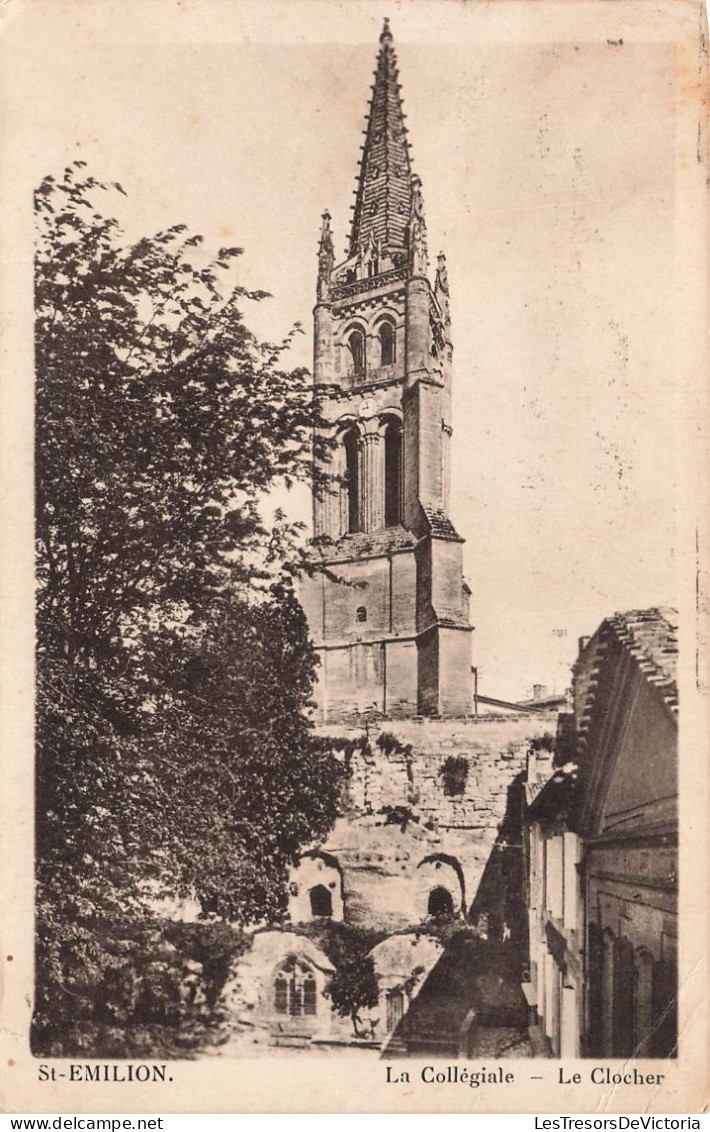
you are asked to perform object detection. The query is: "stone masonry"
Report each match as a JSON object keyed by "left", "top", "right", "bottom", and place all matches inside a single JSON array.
[{"left": 312, "top": 714, "right": 559, "bottom": 933}]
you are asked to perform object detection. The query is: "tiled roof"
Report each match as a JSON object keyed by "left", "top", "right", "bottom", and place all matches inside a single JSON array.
[
  {"left": 573, "top": 605, "right": 678, "bottom": 775},
  {"left": 606, "top": 606, "right": 678, "bottom": 714}
]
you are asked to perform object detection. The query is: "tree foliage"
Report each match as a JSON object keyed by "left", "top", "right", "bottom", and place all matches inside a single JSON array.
[
  {"left": 328, "top": 956, "right": 380, "bottom": 1037},
  {"left": 299, "top": 921, "right": 384, "bottom": 1037},
  {"left": 34, "top": 164, "right": 344, "bottom": 1050}
]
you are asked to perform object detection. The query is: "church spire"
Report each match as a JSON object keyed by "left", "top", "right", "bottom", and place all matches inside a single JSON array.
[{"left": 348, "top": 19, "right": 414, "bottom": 260}]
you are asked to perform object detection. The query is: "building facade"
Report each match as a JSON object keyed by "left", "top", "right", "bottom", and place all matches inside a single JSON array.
[
  {"left": 299, "top": 19, "right": 473, "bottom": 723},
  {"left": 523, "top": 608, "right": 678, "bottom": 1058},
  {"left": 524, "top": 736, "right": 583, "bottom": 1058}
]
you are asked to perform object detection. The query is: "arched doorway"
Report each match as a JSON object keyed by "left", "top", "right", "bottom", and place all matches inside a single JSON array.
[
  {"left": 309, "top": 884, "right": 333, "bottom": 918},
  {"left": 428, "top": 886, "right": 454, "bottom": 918},
  {"left": 386, "top": 989, "right": 405, "bottom": 1033}
]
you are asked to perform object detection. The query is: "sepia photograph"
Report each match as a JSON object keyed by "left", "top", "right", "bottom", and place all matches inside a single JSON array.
[{"left": 1, "top": 0, "right": 708, "bottom": 1114}]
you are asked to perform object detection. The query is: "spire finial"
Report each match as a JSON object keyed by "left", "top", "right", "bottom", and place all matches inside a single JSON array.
[
  {"left": 435, "top": 251, "right": 451, "bottom": 327},
  {"left": 408, "top": 173, "right": 428, "bottom": 276},
  {"left": 380, "top": 17, "right": 392, "bottom": 44},
  {"left": 317, "top": 210, "right": 334, "bottom": 301}
]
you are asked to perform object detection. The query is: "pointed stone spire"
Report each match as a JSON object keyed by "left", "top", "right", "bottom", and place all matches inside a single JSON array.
[
  {"left": 317, "top": 209, "right": 334, "bottom": 301},
  {"left": 348, "top": 19, "right": 413, "bottom": 260}
]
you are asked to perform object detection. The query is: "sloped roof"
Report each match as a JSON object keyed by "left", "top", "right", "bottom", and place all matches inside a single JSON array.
[
  {"left": 604, "top": 606, "right": 678, "bottom": 713},
  {"left": 332, "top": 524, "right": 418, "bottom": 559},
  {"left": 527, "top": 762, "right": 580, "bottom": 821},
  {"left": 422, "top": 505, "right": 461, "bottom": 541}
]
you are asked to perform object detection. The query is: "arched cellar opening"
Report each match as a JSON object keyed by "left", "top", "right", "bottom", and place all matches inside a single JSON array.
[
  {"left": 428, "top": 886, "right": 454, "bottom": 918},
  {"left": 309, "top": 884, "right": 333, "bottom": 918}
]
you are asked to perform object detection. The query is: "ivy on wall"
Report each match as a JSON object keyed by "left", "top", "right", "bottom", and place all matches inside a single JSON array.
[{"left": 440, "top": 755, "right": 469, "bottom": 796}]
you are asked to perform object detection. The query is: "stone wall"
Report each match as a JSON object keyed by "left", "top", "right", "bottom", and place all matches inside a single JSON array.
[
  {"left": 309, "top": 713, "right": 559, "bottom": 932},
  {"left": 326, "top": 715, "right": 556, "bottom": 831}
]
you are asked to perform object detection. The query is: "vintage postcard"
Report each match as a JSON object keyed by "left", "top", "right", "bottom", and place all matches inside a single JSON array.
[{"left": 0, "top": 0, "right": 708, "bottom": 1115}]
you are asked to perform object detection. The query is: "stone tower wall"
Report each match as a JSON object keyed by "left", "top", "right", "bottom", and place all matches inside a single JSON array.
[{"left": 302, "top": 21, "right": 471, "bottom": 724}]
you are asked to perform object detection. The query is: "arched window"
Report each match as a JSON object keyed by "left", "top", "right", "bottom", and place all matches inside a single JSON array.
[
  {"left": 384, "top": 419, "right": 402, "bottom": 527},
  {"left": 347, "top": 329, "right": 365, "bottom": 380},
  {"left": 378, "top": 321, "right": 395, "bottom": 366},
  {"left": 587, "top": 923, "right": 604, "bottom": 1057},
  {"left": 274, "top": 958, "right": 318, "bottom": 1017},
  {"left": 356, "top": 606, "right": 367, "bottom": 623},
  {"left": 303, "top": 971, "right": 317, "bottom": 1015},
  {"left": 309, "top": 884, "right": 333, "bottom": 918},
  {"left": 601, "top": 930, "right": 616, "bottom": 1056},
  {"left": 428, "top": 887, "right": 454, "bottom": 918},
  {"left": 612, "top": 936, "right": 635, "bottom": 1056},
  {"left": 274, "top": 971, "right": 288, "bottom": 1014},
  {"left": 343, "top": 429, "right": 360, "bottom": 534}
]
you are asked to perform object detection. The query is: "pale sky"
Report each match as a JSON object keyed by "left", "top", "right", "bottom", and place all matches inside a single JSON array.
[{"left": 4, "top": 0, "right": 699, "bottom": 699}]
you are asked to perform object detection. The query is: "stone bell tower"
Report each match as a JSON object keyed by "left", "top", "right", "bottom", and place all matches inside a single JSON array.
[{"left": 299, "top": 19, "right": 473, "bottom": 722}]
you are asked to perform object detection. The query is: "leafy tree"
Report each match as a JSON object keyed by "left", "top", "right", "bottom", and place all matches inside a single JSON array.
[
  {"left": 34, "top": 163, "right": 343, "bottom": 1050},
  {"left": 328, "top": 956, "right": 380, "bottom": 1038}
]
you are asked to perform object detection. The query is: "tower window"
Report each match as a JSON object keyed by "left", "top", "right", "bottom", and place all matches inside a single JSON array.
[
  {"left": 379, "top": 321, "right": 395, "bottom": 366},
  {"left": 347, "top": 330, "right": 365, "bottom": 381},
  {"left": 343, "top": 429, "right": 360, "bottom": 534},
  {"left": 356, "top": 606, "right": 367, "bottom": 623},
  {"left": 384, "top": 419, "right": 402, "bottom": 527}
]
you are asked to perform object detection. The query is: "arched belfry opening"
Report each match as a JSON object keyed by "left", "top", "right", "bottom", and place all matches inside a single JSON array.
[
  {"left": 342, "top": 429, "right": 360, "bottom": 534},
  {"left": 384, "top": 418, "right": 402, "bottom": 527},
  {"left": 378, "top": 320, "right": 395, "bottom": 366},
  {"left": 347, "top": 329, "right": 365, "bottom": 381}
]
